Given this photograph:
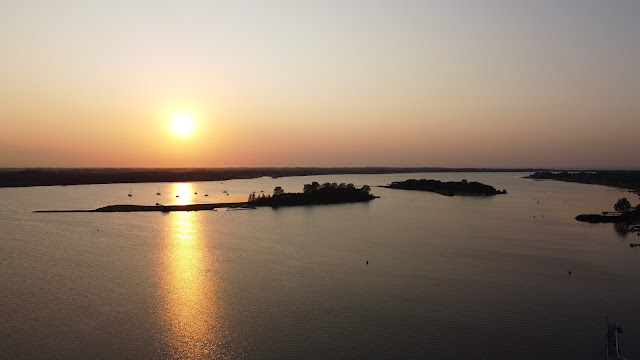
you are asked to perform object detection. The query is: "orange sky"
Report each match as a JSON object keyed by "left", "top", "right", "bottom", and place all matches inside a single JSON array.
[{"left": 1, "top": 1, "right": 639, "bottom": 168}]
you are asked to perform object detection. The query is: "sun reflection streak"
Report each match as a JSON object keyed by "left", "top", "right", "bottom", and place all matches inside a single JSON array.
[
  {"left": 174, "top": 183, "right": 194, "bottom": 205},
  {"left": 160, "top": 184, "right": 219, "bottom": 358}
]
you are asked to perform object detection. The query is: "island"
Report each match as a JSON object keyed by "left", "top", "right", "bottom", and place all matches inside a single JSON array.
[
  {"left": 525, "top": 171, "right": 640, "bottom": 194},
  {"left": 380, "top": 179, "right": 507, "bottom": 196},
  {"left": 34, "top": 182, "right": 377, "bottom": 212}
]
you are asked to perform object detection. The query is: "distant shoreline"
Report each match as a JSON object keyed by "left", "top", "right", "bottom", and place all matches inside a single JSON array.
[
  {"left": 525, "top": 171, "right": 640, "bottom": 194},
  {"left": 1, "top": 167, "right": 546, "bottom": 188}
]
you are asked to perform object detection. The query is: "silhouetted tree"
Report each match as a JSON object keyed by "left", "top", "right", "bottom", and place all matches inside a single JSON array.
[
  {"left": 614, "top": 198, "right": 632, "bottom": 213},
  {"left": 361, "top": 185, "right": 371, "bottom": 193},
  {"left": 273, "top": 186, "right": 284, "bottom": 197}
]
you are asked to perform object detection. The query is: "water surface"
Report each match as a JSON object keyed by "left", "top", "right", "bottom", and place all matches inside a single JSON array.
[{"left": 1, "top": 173, "right": 639, "bottom": 359}]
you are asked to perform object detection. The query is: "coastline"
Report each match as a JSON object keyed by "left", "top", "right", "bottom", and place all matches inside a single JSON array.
[
  {"left": 525, "top": 171, "right": 640, "bottom": 194},
  {"left": 2, "top": 167, "right": 545, "bottom": 188}
]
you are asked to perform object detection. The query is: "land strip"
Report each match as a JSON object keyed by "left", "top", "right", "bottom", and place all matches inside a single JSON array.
[{"left": 2, "top": 167, "right": 546, "bottom": 188}]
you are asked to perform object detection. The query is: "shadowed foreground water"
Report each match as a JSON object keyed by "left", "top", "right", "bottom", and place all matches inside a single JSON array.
[{"left": 1, "top": 173, "right": 639, "bottom": 359}]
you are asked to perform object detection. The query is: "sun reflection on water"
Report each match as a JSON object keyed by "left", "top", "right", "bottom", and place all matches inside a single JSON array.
[
  {"left": 174, "top": 183, "right": 195, "bottom": 205},
  {"left": 160, "top": 183, "right": 219, "bottom": 358}
]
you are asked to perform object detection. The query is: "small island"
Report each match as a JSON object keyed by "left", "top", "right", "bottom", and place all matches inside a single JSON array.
[
  {"left": 34, "top": 182, "right": 376, "bottom": 212},
  {"left": 380, "top": 179, "right": 507, "bottom": 196}
]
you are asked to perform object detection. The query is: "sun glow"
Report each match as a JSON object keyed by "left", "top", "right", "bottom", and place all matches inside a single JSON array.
[{"left": 170, "top": 113, "right": 196, "bottom": 137}]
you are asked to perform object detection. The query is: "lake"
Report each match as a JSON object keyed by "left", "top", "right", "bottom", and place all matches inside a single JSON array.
[{"left": 1, "top": 172, "right": 639, "bottom": 359}]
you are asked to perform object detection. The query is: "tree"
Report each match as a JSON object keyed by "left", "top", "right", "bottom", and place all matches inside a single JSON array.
[
  {"left": 361, "top": 185, "right": 371, "bottom": 193},
  {"left": 273, "top": 186, "right": 285, "bottom": 197},
  {"left": 614, "top": 198, "right": 631, "bottom": 213}
]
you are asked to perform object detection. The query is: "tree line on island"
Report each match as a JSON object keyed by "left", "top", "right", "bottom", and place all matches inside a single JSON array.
[
  {"left": 248, "top": 182, "right": 375, "bottom": 207},
  {"left": 382, "top": 179, "right": 506, "bottom": 196}
]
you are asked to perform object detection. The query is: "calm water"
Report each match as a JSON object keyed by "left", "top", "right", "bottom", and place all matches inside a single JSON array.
[{"left": 1, "top": 172, "right": 639, "bottom": 359}]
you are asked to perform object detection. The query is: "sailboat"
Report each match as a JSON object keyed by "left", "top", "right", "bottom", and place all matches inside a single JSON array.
[
  {"left": 156, "top": 186, "right": 161, "bottom": 195},
  {"left": 128, "top": 186, "right": 133, "bottom": 197}
]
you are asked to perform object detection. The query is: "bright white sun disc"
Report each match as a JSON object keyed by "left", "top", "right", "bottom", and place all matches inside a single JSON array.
[{"left": 170, "top": 114, "right": 196, "bottom": 137}]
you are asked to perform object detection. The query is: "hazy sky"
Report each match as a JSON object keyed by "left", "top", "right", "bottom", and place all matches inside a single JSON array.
[{"left": 1, "top": 1, "right": 639, "bottom": 168}]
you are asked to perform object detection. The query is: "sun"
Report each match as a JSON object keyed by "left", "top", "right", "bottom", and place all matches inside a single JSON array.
[{"left": 170, "top": 113, "right": 196, "bottom": 137}]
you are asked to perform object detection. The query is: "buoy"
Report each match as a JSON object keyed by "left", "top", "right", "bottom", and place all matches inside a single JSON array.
[
  {"left": 366, "top": 260, "right": 369, "bottom": 265},
  {"left": 568, "top": 271, "right": 572, "bottom": 275}
]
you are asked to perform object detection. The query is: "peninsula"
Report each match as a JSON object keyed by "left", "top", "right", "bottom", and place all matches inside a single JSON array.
[
  {"left": 381, "top": 179, "right": 506, "bottom": 196},
  {"left": 525, "top": 171, "right": 640, "bottom": 193},
  {"left": 34, "top": 182, "right": 376, "bottom": 212},
  {"left": 575, "top": 197, "right": 640, "bottom": 224}
]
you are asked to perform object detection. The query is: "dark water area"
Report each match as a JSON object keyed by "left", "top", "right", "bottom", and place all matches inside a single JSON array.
[{"left": 1, "top": 173, "right": 639, "bottom": 359}]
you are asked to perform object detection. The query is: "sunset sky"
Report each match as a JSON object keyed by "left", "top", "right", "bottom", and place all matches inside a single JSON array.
[{"left": 1, "top": 1, "right": 639, "bottom": 168}]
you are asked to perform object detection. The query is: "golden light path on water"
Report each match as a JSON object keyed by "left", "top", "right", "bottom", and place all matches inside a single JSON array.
[
  {"left": 174, "top": 183, "right": 195, "bottom": 205},
  {"left": 160, "top": 183, "right": 220, "bottom": 358}
]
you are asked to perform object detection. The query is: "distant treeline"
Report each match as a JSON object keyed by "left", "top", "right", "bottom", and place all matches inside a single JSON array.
[
  {"left": 526, "top": 171, "right": 640, "bottom": 193},
  {"left": 248, "top": 182, "right": 375, "bottom": 207},
  {"left": 0, "top": 167, "right": 546, "bottom": 188},
  {"left": 382, "top": 179, "right": 506, "bottom": 196}
]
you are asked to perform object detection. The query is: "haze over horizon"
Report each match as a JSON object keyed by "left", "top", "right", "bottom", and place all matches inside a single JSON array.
[{"left": 1, "top": 1, "right": 639, "bottom": 169}]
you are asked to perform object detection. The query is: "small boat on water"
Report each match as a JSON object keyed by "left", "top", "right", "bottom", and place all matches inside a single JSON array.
[{"left": 128, "top": 186, "right": 133, "bottom": 197}]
